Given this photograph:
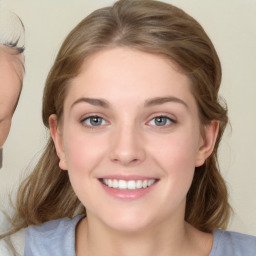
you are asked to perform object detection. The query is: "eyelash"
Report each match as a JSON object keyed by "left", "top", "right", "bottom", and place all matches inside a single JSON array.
[
  {"left": 80, "top": 114, "right": 176, "bottom": 129},
  {"left": 81, "top": 115, "right": 108, "bottom": 128},
  {"left": 147, "top": 115, "right": 176, "bottom": 128}
]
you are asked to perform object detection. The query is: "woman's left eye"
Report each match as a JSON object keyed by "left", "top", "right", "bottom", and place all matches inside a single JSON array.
[
  {"left": 82, "top": 116, "right": 107, "bottom": 127},
  {"left": 148, "top": 116, "right": 174, "bottom": 127}
]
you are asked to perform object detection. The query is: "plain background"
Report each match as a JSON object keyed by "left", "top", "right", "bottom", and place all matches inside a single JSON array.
[{"left": 0, "top": 0, "right": 256, "bottom": 236}]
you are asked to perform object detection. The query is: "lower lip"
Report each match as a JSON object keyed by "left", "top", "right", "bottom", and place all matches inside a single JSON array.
[{"left": 100, "top": 181, "right": 157, "bottom": 200}]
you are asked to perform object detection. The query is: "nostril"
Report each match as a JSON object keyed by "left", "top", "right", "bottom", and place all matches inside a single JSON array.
[{"left": 110, "top": 156, "right": 143, "bottom": 167}]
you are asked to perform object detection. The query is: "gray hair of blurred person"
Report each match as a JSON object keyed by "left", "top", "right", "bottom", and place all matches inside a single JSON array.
[
  {"left": 0, "top": 4, "right": 25, "bottom": 52},
  {"left": 0, "top": 5, "right": 25, "bottom": 168}
]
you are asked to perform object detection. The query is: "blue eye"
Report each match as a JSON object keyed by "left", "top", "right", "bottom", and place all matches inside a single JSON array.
[
  {"left": 149, "top": 116, "right": 173, "bottom": 126},
  {"left": 83, "top": 116, "right": 107, "bottom": 127}
]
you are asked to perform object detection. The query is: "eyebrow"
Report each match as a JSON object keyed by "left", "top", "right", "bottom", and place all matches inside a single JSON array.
[
  {"left": 144, "top": 96, "right": 189, "bottom": 109},
  {"left": 71, "top": 96, "right": 189, "bottom": 110},
  {"left": 71, "top": 97, "right": 110, "bottom": 109}
]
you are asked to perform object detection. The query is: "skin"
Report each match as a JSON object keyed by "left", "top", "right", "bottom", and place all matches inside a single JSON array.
[
  {"left": 50, "top": 47, "right": 219, "bottom": 256},
  {"left": 0, "top": 45, "right": 24, "bottom": 147}
]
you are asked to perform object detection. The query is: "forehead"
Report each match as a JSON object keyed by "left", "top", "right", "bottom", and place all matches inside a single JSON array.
[
  {"left": 67, "top": 47, "right": 192, "bottom": 100},
  {"left": 74, "top": 47, "right": 189, "bottom": 86}
]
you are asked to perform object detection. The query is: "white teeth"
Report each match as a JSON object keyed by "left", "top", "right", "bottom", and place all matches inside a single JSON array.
[
  {"left": 102, "top": 179, "right": 156, "bottom": 190},
  {"left": 108, "top": 179, "right": 113, "bottom": 188},
  {"left": 112, "top": 179, "right": 118, "bottom": 188},
  {"left": 148, "top": 180, "right": 154, "bottom": 186},
  {"left": 119, "top": 180, "right": 127, "bottom": 189},
  {"left": 127, "top": 180, "right": 136, "bottom": 190},
  {"left": 136, "top": 180, "right": 143, "bottom": 189}
]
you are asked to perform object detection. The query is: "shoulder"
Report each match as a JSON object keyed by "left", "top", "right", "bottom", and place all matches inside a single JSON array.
[
  {"left": 211, "top": 229, "right": 256, "bottom": 256},
  {"left": 24, "top": 215, "right": 84, "bottom": 256},
  {"left": 26, "top": 215, "right": 83, "bottom": 237}
]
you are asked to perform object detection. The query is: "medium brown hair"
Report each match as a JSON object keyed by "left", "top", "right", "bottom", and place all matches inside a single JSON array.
[{"left": 5, "top": 0, "right": 231, "bottom": 236}]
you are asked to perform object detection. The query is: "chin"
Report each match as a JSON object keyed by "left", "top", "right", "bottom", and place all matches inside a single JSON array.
[{"left": 100, "top": 210, "right": 155, "bottom": 234}]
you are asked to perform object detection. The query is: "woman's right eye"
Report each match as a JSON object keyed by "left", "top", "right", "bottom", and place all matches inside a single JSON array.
[{"left": 81, "top": 116, "right": 107, "bottom": 127}]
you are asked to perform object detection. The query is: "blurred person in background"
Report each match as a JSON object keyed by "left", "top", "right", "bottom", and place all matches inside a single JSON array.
[{"left": 0, "top": 5, "right": 25, "bottom": 168}]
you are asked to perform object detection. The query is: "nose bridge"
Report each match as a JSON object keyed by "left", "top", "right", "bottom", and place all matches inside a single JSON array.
[{"left": 109, "top": 120, "right": 145, "bottom": 165}]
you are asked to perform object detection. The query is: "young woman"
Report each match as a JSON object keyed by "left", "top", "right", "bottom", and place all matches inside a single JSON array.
[{"left": 3, "top": 0, "right": 256, "bottom": 255}]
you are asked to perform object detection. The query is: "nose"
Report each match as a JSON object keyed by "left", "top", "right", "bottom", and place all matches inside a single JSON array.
[{"left": 109, "top": 123, "right": 146, "bottom": 166}]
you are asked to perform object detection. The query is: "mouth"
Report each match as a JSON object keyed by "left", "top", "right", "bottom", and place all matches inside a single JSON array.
[{"left": 100, "top": 178, "right": 158, "bottom": 190}]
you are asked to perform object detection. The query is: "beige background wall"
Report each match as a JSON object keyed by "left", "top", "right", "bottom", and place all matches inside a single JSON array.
[{"left": 1, "top": 0, "right": 256, "bottom": 236}]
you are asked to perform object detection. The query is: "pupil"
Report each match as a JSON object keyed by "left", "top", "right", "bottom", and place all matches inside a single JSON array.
[
  {"left": 156, "top": 117, "right": 166, "bottom": 126},
  {"left": 91, "top": 117, "right": 101, "bottom": 126}
]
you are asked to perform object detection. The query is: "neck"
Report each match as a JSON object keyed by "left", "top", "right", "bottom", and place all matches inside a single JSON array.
[{"left": 76, "top": 214, "right": 212, "bottom": 256}]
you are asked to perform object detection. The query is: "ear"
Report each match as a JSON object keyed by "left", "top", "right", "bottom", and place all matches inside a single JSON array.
[
  {"left": 195, "top": 120, "right": 219, "bottom": 167},
  {"left": 49, "top": 114, "right": 68, "bottom": 170}
]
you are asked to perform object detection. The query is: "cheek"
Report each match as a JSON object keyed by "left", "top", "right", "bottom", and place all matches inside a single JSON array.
[
  {"left": 150, "top": 133, "right": 199, "bottom": 206},
  {"left": 62, "top": 130, "right": 107, "bottom": 205},
  {"left": 63, "top": 128, "right": 107, "bottom": 175},
  {"left": 161, "top": 141, "right": 196, "bottom": 180},
  {"left": 148, "top": 127, "right": 200, "bottom": 190},
  {"left": 150, "top": 130, "right": 200, "bottom": 169}
]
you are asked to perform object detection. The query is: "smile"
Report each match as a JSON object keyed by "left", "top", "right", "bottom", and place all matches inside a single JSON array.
[{"left": 102, "top": 179, "right": 157, "bottom": 190}]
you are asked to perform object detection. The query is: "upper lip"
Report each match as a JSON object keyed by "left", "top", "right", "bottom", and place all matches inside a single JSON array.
[{"left": 99, "top": 175, "right": 159, "bottom": 181}]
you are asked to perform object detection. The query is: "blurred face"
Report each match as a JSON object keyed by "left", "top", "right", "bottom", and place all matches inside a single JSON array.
[
  {"left": 51, "top": 47, "right": 217, "bottom": 233},
  {"left": 0, "top": 46, "right": 24, "bottom": 147}
]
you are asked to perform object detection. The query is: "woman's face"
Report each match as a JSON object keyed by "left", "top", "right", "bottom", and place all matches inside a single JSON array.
[
  {"left": 51, "top": 47, "right": 217, "bottom": 232},
  {"left": 0, "top": 46, "right": 24, "bottom": 147}
]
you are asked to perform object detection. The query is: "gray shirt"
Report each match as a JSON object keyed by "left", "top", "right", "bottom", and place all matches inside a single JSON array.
[{"left": 24, "top": 216, "right": 256, "bottom": 256}]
